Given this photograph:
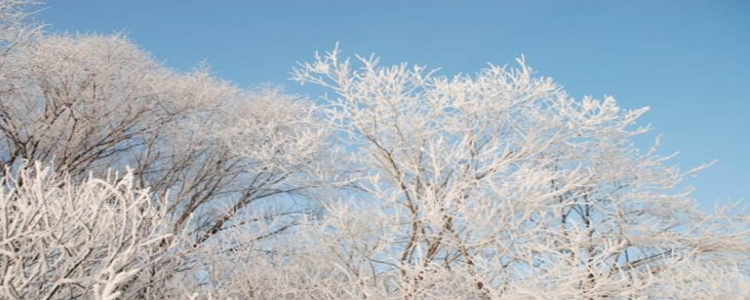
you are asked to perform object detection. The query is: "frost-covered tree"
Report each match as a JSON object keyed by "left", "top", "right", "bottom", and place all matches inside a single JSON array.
[
  {"left": 198, "top": 47, "right": 748, "bottom": 300},
  {"left": 0, "top": 163, "right": 187, "bottom": 300},
  {"left": 0, "top": 31, "right": 328, "bottom": 244},
  {"left": 0, "top": 5, "right": 330, "bottom": 299}
]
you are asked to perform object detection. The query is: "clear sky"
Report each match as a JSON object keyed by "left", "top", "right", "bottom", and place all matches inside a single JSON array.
[{"left": 37, "top": 0, "right": 749, "bottom": 209}]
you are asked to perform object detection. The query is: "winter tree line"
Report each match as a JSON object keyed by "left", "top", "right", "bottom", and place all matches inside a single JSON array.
[{"left": 1, "top": 1, "right": 748, "bottom": 299}]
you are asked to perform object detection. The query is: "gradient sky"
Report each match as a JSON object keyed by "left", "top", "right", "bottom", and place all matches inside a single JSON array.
[{"left": 37, "top": 0, "right": 749, "bottom": 209}]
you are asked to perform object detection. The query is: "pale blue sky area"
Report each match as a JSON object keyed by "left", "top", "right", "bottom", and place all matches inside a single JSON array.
[{"left": 38, "top": 0, "right": 749, "bottom": 208}]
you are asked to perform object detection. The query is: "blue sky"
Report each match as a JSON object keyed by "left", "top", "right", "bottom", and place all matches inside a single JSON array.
[{"left": 38, "top": 0, "right": 749, "bottom": 208}]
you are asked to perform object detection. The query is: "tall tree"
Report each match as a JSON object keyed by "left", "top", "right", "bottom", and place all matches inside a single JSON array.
[
  {"left": 207, "top": 47, "right": 747, "bottom": 300},
  {"left": 0, "top": 5, "right": 330, "bottom": 298}
]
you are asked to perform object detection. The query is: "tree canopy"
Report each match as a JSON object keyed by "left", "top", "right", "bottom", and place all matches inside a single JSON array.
[{"left": 0, "top": 1, "right": 747, "bottom": 299}]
